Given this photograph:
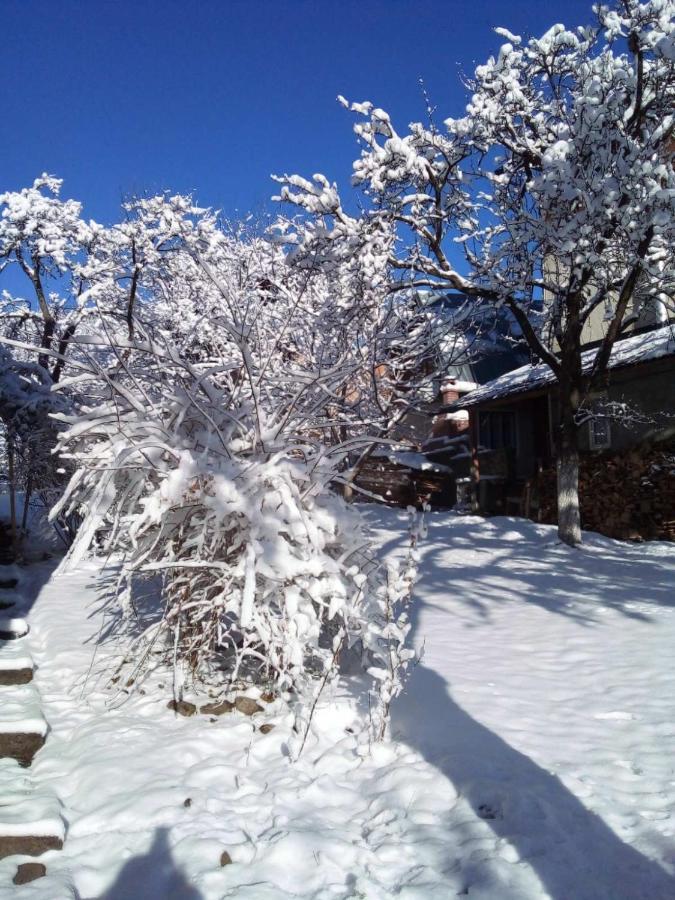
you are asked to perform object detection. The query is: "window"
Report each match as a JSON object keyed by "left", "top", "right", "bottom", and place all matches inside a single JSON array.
[
  {"left": 588, "top": 409, "right": 611, "bottom": 450},
  {"left": 479, "top": 411, "right": 517, "bottom": 450}
]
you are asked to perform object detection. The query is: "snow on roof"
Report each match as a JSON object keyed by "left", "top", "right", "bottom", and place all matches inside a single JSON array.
[{"left": 452, "top": 324, "right": 675, "bottom": 409}]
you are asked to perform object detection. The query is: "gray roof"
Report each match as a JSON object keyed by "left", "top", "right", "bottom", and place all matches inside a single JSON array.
[{"left": 450, "top": 324, "right": 675, "bottom": 409}]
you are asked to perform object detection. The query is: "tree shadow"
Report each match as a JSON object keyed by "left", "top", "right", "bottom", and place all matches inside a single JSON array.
[
  {"left": 76, "top": 563, "right": 165, "bottom": 649},
  {"left": 418, "top": 516, "right": 675, "bottom": 626},
  {"left": 393, "top": 663, "right": 675, "bottom": 899},
  {"left": 100, "top": 827, "right": 203, "bottom": 900},
  {"left": 0, "top": 555, "right": 60, "bottom": 619},
  {"left": 387, "top": 510, "right": 675, "bottom": 899},
  {"left": 365, "top": 509, "right": 675, "bottom": 626}
]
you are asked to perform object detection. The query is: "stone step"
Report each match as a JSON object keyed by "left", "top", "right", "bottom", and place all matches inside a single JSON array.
[
  {"left": 0, "top": 761, "right": 65, "bottom": 863},
  {"left": 0, "top": 796, "right": 65, "bottom": 861},
  {"left": 0, "top": 563, "right": 21, "bottom": 593},
  {"left": 0, "top": 616, "right": 28, "bottom": 641},
  {"left": 1, "top": 834, "right": 63, "bottom": 860},
  {"left": 0, "top": 642, "right": 33, "bottom": 685},
  {"left": 0, "top": 684, "right": 47, "bottom": 766},
  {"left": 0, "top": 733, "right": 45, "bottom": 767},
  {"left": 13, "top": 861, "right": 47, "bottom": 885},
  {"left": 0, "top": 586, "right": 16, "bottom": 611},
  {"left": 10, "top": 868, "right": 76, "bottom": 898}
]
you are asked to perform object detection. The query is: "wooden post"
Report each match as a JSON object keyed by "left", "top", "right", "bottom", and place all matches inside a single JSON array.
[{"left": 470, "top": 412, "right": 480, "bottom": 513}]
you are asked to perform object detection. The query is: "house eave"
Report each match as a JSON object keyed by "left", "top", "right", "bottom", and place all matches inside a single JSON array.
[{"left": 444, "top": 329, "right": 675, "bottom": 412}]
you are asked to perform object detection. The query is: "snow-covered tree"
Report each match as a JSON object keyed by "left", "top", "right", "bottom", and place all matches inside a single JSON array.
[
  {"left": 1, "top": 173, "right": 481, "bottom": 520},
  {"left": 275, "top": 0, "right": 675, "bottom": 546},
  {"left": 269, "top": 173, "right": 502, "bottom": 499},
  {"left": 0, "top": 343, "right": 70, "bottom": 544},
  {"left": 0, "top": 183, "right": 220, "bottom": 531},
  {"left": 0, "top": 174, "right": 98, "bottom": 377},
  {"left": 0, "top": 176, "right": 102, "bottom": 535}
]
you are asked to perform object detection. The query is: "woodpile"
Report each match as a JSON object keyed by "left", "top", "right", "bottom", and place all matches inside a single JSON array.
[
  {"left": 353, "top": 455, "right": 455, "bottom": 508},
  {"left": 536, "top": 439, "right": 675, "bottom": 541}
]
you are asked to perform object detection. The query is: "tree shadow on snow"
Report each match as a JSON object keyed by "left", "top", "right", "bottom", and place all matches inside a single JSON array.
[
  {"left": 392, "top": 665, "right": 675, "bottom": 899},
  {"left": 367, "top": 510, "right": 675, "bottom": 627},
  {"left": 390, "top": 578, "right": 675, "bottom": 900},
  {"left": 0, "top": 555, "right": 60, "bottom": 619},
  {"left": 81, "top": 564, "right": 164, "bottom": 648},
  {"left": 100, "top": 827, "right": 203, "bottom": 900}
]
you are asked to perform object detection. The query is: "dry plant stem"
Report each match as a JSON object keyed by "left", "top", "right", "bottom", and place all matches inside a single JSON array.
[{"left": 295, "top": 630, "right": 346, "bottom": 760}]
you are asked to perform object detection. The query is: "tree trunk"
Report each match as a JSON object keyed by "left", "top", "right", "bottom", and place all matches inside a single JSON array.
[
  {"left": 21, "top": 473, "right": 33, "bottom": 535},
  {"left": 341, "top": 441, "right": 378, "bottom": 503},
  {"left": 7, "top": 431, "right": 18, "bottom": 554},
  {"left": 556, "top": 398, "right": 582, "bottom": 547}
]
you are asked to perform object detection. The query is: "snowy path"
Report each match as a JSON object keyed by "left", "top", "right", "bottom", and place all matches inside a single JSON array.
[{"left": 0, "top": 514, "right": 673, "bottom": 898}]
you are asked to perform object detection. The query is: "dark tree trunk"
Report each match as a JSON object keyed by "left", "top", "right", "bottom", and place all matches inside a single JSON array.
[
  {"left": 6, "top": 431, "right": 18, "bottom": 554},
  {"left": 21, "top": 473, "right": 33, "bottom": 535}
]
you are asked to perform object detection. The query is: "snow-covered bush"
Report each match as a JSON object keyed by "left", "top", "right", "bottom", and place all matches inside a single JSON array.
[
  {"left": 51, "top": 221, "right": 420, "bottom": 740},
  {"left": 359, "top": 509, "right": 423, "bottom": 743}
]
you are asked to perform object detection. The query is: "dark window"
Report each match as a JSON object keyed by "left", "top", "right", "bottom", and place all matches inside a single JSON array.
[
  {"left": 479, "top": 411, "right": 517, "bottom": 450},
  {"left": 589, "top": 413, "right": 611, "bottom": 450}
]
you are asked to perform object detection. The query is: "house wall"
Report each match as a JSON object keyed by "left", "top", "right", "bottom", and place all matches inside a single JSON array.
[
  {"left": 474, "top": 396, "right": 552, "bottom": 481},
  {"left": 470, "top": 358, "right": 674, "bottom": 492},
  {"left": 578, "top": 363, "right": 675, "bottom": 453},
  {"left": 543, "top": 255, "right": 670, "bottom": 349},
  {"left": 543, "top": 256, "right": 608, "bottom": 347}
]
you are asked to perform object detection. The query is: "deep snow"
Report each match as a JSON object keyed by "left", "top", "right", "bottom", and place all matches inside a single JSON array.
[{"left": 1, "top": 512, "right": 674, "bottom": 899}]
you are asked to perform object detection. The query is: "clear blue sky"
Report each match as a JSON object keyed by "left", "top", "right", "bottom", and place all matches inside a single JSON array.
[{"left": 3, "top": 0, "right": 596, "bottom": 224}]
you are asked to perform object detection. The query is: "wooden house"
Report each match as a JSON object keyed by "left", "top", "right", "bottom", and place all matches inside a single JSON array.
[{"left": 442, "top": 324, "right": 675, "bottom": 539}]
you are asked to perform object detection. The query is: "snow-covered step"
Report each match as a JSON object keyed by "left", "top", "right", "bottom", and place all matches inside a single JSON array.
[
  {"left": 0, "top": 616, "right": 29, "bottom": 640},
  {"left": 0, "top": 684, "right": 45, "bottom": 733},
  {"left": 0, "top": 592, "right": 16, "bottom": 611},
  {"left": 1, "top": 862, "right": 76, "bottom": 896},
  {"left": 0, "top": 564, "right": 20, "bottom": 591},
  {"left": 0, "top": 641, "right": 34, "bottom": 685},
  {"left": 0, "top": 760, "right": 65, "bottom": 862},
  {"left": 0, "top": 684, "right": 47, "bottom": 766},
  {"left": 0, "top": 756, "right": 61, "bottom": 806},
  {"left": 0, "top": 791, "right": 65, "bottom": 860}
]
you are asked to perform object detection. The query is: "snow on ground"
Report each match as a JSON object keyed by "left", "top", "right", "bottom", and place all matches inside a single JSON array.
[
  {"left": 1, "top": 512, "right": 675, "bottom": 899},
  {"left": 380, "top": 513, "right": 675, "bottom": 900},
  {"left": 0, "top": 682, "right": 46, "bottom": 736}
]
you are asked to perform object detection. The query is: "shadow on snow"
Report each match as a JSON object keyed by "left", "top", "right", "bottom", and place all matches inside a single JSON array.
[
  {"left": 100, "top": 827, "right": 203, "bottom": 900},
  {"left": 370, "top": 510, "right": 675, "bottom": 627},
  {"left": 388, "top": 511, "right": 675, "bottom": 899}
]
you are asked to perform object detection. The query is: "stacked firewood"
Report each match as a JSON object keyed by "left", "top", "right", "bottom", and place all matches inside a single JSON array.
[
  {"left": 353, "top": 456, "right": 455, "bottom": 508},
  {"left": 537, "top": 440, "right": 675, "bottom": 541}
]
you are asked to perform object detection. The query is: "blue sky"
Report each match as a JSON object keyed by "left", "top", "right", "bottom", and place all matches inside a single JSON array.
[{"left": 3, "top": 0, "right": 595, "bottom": 224}]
